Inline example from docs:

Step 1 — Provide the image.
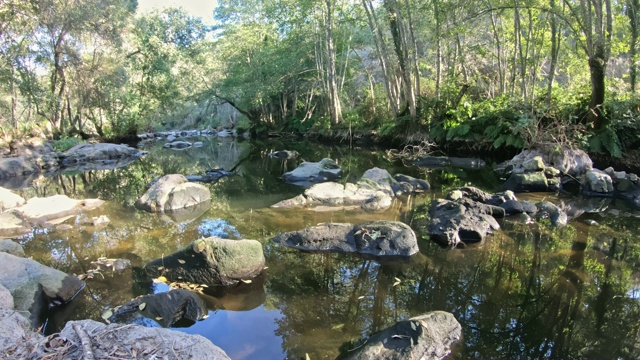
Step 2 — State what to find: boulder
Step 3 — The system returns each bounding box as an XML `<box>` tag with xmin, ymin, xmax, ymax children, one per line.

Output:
<box><xmin>361</xmin><ymin>191</ymin><xmax>393</xmax><ymax>212</ymax></box>
<box><xmin>10</xmin><ymin>195</ymin><xmax>104</xmax><ymax>226</ymax></box>
<box><xmin>0</xmin><ymin>239</ymin><xmax>25</xmax><ymax>257</ymax></box>
<box><xmin>503</xmin><ymin>172</ymin><xmax>550</xmax><ymax>192</ymax></box>
<box><xmin>393</xmin><ymin>173</ymin><xmax>431</xmax><ymax>194</ymax></box>
<box><xmin>0</xmin><ymin>309</ymin><xmax>41</xmax><ymax>355</ymax></box>
<box><xmin>426</xmin><ymin>199</ymin><xmax>500</xmax><ymax>247</ymax></box>
<box><xmin>146</xmin><ymin>237</ymin><xmax>265</xmax><ymax>286</ymax></box>
<box><xmin>135</xmin><ymin>174</ymin><xmax>211</xmax><ymax>213</ymax></box>
<box><xmin>499</xmin><ymin>147</ymin><xmax>592</xmax><ymax>176</ymax></box>
<box><xmin>0</xmin><ymin>187</ymin><xmax>25</xmax><ymax>212</ymax></box>
<box><xmin>25</xmin><ymin>319</ymin><xmax>231</xmax><ymax>360</ymax></box>
<box><xmin>268</xmin><ymin>150</ymin><xmax>299</xmax><ymax>159</ymax></box>
<box><xmin>107</xmin><ymin>289</ymin><xmax>207</xmax><ymax>328</ymax></box>
<box><xmin>282</xmin><ymin>158</ymin><xmax>342</xmax><ymax>187</ymax></box>
<box><xmin>272</xmin><ymin>220</ymin><xmax>419</xmax><ymax>257</ymax></box>
<box><xmin>339</xmin><ymin>311</ymin><xmax>461</xmax><ymax>360</ymax></box>
<box><xmin>0</xmin><ymin>212</ymin><xmax>29</xmax><ymax>237</ymax></box>
<box><xmin>535</xmin><ymin>201</ymin><xmax>568</xmax><ymax>227</ymax></box>
<box><xmin>358</xmin><ymin>167</ymin><xmax>397</xmax><ymax>196</ymax></box>
<box><xmin>0</xmin><ymin>157</ymin><xmax>41</xmax><ymax>179</ymax></box>
<box><xmin>581</xmin><ymin>169</ymin><xmax>614</xmax><ymax>196</ymax></box>
<box><xmin>0</xmin><ymin>252</ymin><xmax>85</xmax><ymax>327</ymax></box>
<box><xmin>163</xmin><ymin>141</ymin><xmax>192</xmax><ymax>150</ymax></box>
<box><xmin>273</xmin><ymin>182</ymin><xmax>393</xmax><ymax>212</ymax></box>
<box><xmin>499</xmin><ymin>200</ymin><xmax>538</xmax><ymax>215</ymax></box>
<box><xmin>61</xmin><ymin>143</ymin><xmax>146</xmax><ymax>165</ymax></box>
<box><xmin>414</xmin><ymin>156</ymin><xmax>486</xmax><ymax>169</ymax></box>
<box><xmin>0</xmin><ymin>284</ymin><xmax>13</xmax><ymax>309</ymax></box>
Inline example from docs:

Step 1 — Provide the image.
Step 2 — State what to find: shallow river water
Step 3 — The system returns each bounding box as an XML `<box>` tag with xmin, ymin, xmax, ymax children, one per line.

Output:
<box><xmin>9</xmin><ymin>137</ymin><xmax>640</xmax><ymax>359</ymax></box>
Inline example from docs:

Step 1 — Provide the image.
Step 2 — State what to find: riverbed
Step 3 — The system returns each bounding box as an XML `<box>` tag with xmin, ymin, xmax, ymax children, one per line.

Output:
<box><xmin>9</xmin><ymin>136</ymin><xmax>640</xmax><ymax>359</ymax></box>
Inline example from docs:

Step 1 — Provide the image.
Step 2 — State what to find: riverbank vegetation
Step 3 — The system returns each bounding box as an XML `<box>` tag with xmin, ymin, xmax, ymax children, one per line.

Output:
<box><xmin>1</xmin><ymin>0</ymin><xmax>639</xmax><ymax>158</ymax></box>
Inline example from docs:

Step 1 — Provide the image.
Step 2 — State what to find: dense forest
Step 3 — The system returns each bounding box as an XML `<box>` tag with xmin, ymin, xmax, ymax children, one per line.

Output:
<box><xmin>1</xmin><ymin>0</ymin><xmax>639</xmax><ymax>157</ymax></box>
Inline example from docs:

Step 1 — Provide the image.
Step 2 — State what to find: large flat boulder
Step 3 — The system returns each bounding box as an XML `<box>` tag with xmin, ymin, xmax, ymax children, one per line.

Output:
<box><xmin>0</xmin><ymin>186</ymin><xmax>25</xmax><ymax>212</ymax></box>
<box><xmin>339</xmin><ymin>311</ymin><xmax>462</xmax><ymax>360</ymax></box>
<box><xmin>135</xmin><ymin>174</ymin><xmax>211</xmax><ymax>213</ymax></box>
<box><xmin>426</xmin><ymin>199</ymin><xmax>500</xmax><ymax>247</ymax></box>
<box><xmin>60</xmin><ymin>143</ymin><xmax>146</xmax><ymax>164</ymax></box>
<box><xmin>10</xmin><ymin>195</ymin><xmax>104</xmax><ymax>226</ymax></box>
<box><xmin>272</xmin><ymin>220</ymin><xmax>418</xmax><ymax>257</ymax></box>
<box><xmin>146</xmin><ymin>237</ymin><xmax>265</xmax><ymax>286</ymax></box>
<box><xmin>282</xmin><ymin>158</ymin><xmax>342</xmax><ymax>187</ymax></box>
<box><xmin>0</xmin><ymin>212</ymin><xmax>29</xmax><ymax>237</ymax></box>
<box><xmin>0</xmin><ymin>252</ymin><xmax>85</xmax><ymax>327</ymax></box>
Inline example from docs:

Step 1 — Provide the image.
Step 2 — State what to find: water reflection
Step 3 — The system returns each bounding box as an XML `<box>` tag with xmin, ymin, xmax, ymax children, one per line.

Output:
<box><xmin>11</xmin><ymin>137</ymin><xmax>640</xmax><ymax>359</ymax></box>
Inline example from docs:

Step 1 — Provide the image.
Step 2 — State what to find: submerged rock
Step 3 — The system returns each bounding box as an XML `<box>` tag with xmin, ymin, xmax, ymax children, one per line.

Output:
<box><xmin>268</xmin><ymin>150</ymin><xmax>299</xmax><ymax>159</ymax></box>
<box><xmin>107</xmin><ymin>289</ymin><xmax>207</xmax><ymax>328</ymax></box>
<box><xmin>282</xmin><ymin>158</ymin><xmax>342</xmax><ymax>187</ymax></box>
<box><xmin>272</xmin><ymin>220</ymin><xmax>418</xmax><ymax>257</ymax></box>
<box><xmin>0</xmin><ymin>252</ymin><xmax>85</xmax><ymax>327</ymax></box>
<box><xmin>60</xmin><ymin>143</ymin><xmax>146</xmax><ymax>165</ymax></box>
<box><xmin>414</xmin><ymin>156</ymin><xmax>486</xmax><ymax>169</ymax></box>
<box><xmin>338</xmin><ymin>311</ymin><xmax>462</xmax><ymax>360</ymax></box>
<box><xmin>146</xmin><ymin>237</ymin><xmax>265</xmax><ymax>286</ymax></box>
<box><xmin>426</xmin><ymin>199</ymin><xmax>500</xmax><ymax>247</ymax></box>
<box><xmin>136</xmin><ymin>174</ymin><xmax>211</xmax><ymax>213</ymax></box>
<box><xmin>163</xmin><ymin>141</ymin><xmax>192</xmax><ymax>150</ymax></box>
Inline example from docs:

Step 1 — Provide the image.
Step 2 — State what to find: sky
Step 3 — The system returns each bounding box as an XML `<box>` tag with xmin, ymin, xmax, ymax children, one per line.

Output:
<box><xmin>137</xmin><ymin>0</ymin><xmax>218</xmax><ymax>25</ymax></box>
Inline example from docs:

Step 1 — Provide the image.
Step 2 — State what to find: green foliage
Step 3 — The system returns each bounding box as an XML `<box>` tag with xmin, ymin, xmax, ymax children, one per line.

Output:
<box><xmin>52</xmin><ymin>137</ymin><xmax>85</xmax><ymax>152</ymax></box>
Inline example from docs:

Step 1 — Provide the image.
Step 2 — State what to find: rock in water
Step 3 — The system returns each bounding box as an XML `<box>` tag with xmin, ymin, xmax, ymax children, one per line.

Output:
<box><xmin>135</xmin><ymin>174</ymin><xmax>211</xmax><ymax>212</ymax></box>
<box><xmin>146</xmin><ymin>237</ymin><xmax>265</xmax><ymax>286</ymax></box>
<box><xmin>338</xmin><ymin>311</ymin><xmax>462</xmax><ymax>360</ymax></box>
<box><xmin>0</xmin><ymin>252</ymin><xmax>85</xmax><ymax>327</ymax></box>
<box><xmin>272</xmin><ymin>220</ymin><xmax>418</xmax><ymax>257</ymax></box>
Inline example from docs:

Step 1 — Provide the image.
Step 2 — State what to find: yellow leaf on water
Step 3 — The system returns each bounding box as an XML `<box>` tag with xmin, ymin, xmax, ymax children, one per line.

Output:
<box><xmin>138</xmin><ymin>303</ymin><xmax>146</xmax><ymax>311</ymax></box>
<box><xmin>200</xmin><ymin>284</ymin><xmax>208</xmax><ymax>288</ymax></box>
<box><xmin>357</xmin><ymin>296</ymin><xmax>365</xmax><ymax>300</ymax></box>
<box><xmin>202</xmin><ymin>314</ymin><xmax>209</xmax><ymax>319</ymax></box>
<box><xmin>178</xmin><ymin>259</ymin><xmax>186</xmax><ymax>264</ymax></box>
<box><xmin>155</xmin><ymin>317</ymin><xmax>163</xmax><ymax>321</ymax></box>
<box><xmin>331</xmin><ymin>323</ymin><xmax>345</xmax><ymax>330</ymax></box>
<box><xmin>101</xmin><ymin>310</ymin><xmax>112</xmax><ymax>320</ymax></box>
<box><xmin>240</xmin><ymin>279</ymin><xmax>252</xmax><ymax>284</ymax></box>
<box><xmin>305</xmin><ymin>353</ymin><xmax>311</xmax><ymax>360</ymax></box>
<box><xmin>153</xmin><ymin>276</ymin><xmax>168</xmax><ymax>283</ymax></box>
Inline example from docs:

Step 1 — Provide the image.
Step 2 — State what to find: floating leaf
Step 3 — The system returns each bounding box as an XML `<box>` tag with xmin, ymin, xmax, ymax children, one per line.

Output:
<box><xmin>178</xmin><ymin>259</ymin><xmax>186</xmax><ymax>264</ymax></box>
<box><xmin>305</xmin><ymin>354</ymin><xmax>311</xmax><ymax>360</ymax></box>
<box><xmin>202</xmin><ymin>314</ymin><xmax>209</xmax><ymax>319</ymax></box>
<box><xmin>153</xmin><ymin>276</ymin><xmax>168</xmax><ymax>283</ymax></box>
<box><xmin>157</xmin><ymin>266</ymin><xmax>165</xmax><ymax>271</ymax></box>
<box><xmin>393</xmin><ymin>277</ymin><xmax>401</xmax><ymax>286</ymax></box>
<box><xmin>178</xmin><ymin>276</ymin><xmax>183</xmax><ymax>279</ymax></box>
<box><xmin>240</xmin><ymin>279</ymin><xmax>252</xmax><ymax>284</ymax></box>
<box><xmin>200</xmin><ymin>284</ymin><xmax>208</xmax><ymax>288</ymax></box>
<box><xmin>155</xmin><ymin>317</ymin><xmax>163</xmax><ymax>321</ymax></box>
<box><xmin>357</xmin><ymin>296</ymin><xmax>365</xmax><ymax>300</ymax></box>
<box><xmin>138</xmin><ymin>303</ymin><xmax>146</xmax><ymax>311</ymax></box>
<box><xmin>101</xmin><ymin>310</ymin><xmax>113</xmax><ymax>320</ymax></box>
<box><xmin>331</xmin><ymin>323</ymin><xmax>345</xmax><ymax>330</ymax></box>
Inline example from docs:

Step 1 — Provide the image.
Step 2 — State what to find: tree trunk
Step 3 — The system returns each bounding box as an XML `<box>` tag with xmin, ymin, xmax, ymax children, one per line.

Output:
<box><xmin>628</xmin><ymin>0</ymin><xmax>639</xmax><ymax>94</ymax></box>
<box><xmin>324</xmin><ymin>0</ymin><xmax>342</xmax><ymax>125</ymax></box>
<box><xmin>588</xmin><ymin>55</ymin><xmax>607</xmax><ymax>129</ymax></box>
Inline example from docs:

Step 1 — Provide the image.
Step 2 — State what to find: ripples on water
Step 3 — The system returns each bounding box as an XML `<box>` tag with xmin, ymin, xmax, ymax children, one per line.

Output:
<box><xmin>9</xmin><ymin>138</ymin><xmax>640</xmax><ymax>359</ymax></box>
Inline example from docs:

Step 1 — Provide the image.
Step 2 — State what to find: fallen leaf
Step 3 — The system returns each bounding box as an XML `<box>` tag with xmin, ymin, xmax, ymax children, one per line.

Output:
<box><xmin>178</xmin><ymin>259</ymin><xmax>186</xmax><ymax>264</ymax></box>
<box><xmin>202</xmin><ymin>314</ymin><xmax>209</xmax><ymax>319</ymax></box>
<box><xmin>138</xmin><ymin>303</ymin><xmax>146</xmax><ymax>311</ymax></box>
<box><xmin>305</xmin><ymin>354</ymin><xmax>311</xmax><ymax>360</ymax></box>
<box><xmin>200</xmin><ymin>284</ymin><xmax>208</xmax><ymax>288</ymax></box>
<box><xmin>153</xmin><ymin>276</ymin><xmax>168</xmax><ymax>283</ymax></box>
<box><xmin>331</xmin><ymin>323</ymin><xmax>345</xmax><ymax>330</ymax></box>
<box><xmin>101</xmin><ymin>310</ymin><xmax>112</xmax><ymax>320</ymax></box>
<box><xmin>240</xmin><ymin>279</ymin><xmax>252</xmax><ymax>284</ymax></box>
<box><xmin>357</xmin><ymin>296</ymin><xmax>365</xmax><ymax>300</ymax></box>
<box><xmin>393</xmin><ymin>277</ymin><xmax>401</xmax><ymax>286</ymax></box>
<box><xmin>155</xmin><ymin>317</ymin><xmax>163</xmax><ymax>321</ymax></box>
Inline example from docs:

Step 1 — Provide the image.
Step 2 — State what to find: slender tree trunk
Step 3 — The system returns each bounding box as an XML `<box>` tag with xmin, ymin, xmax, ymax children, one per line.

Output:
<box><xmin>628</xmin><ymin>0</ymin><xmax>639</xmax><ymax>94</ymax></box>
<box><xmin>434</xmin><ymin>0</ymin><xmax>442</xmax><ymax>101</ymax></box>
<box><xmin>323</xmin><ymin>0</ymin><xmax>342</xmax><ymax>125</ymax></box>
<box><xmin>547</xmin><ymin>0</ymin><xmax>560</xmax><ymax>104</ymax></box>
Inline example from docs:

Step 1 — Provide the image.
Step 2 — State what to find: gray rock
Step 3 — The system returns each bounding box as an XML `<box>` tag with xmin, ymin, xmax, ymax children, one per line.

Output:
<box><xmin>535</xmin><ymin>201</ymin><xmax>568</xmax><ymax>227</ymax></box>
<box><xmin>426</xmin><ymin>199</ymin><xmax>500</xmax><ymax>247</ymax></box>
<box><xmin>582</xmin><ymin>169</ymin><xmax>614</xmax><ymax>195</ymax></box>
<box><xmin>358</xmin><ymin>167</ymin><xmax>396</xmax><ymax>196</ymax></box>
<box><xmin>163</xmin><ymin>141</ymin><xmax>192</xmax><ymax>150</ymax></box>
<box><xmin>339</xmin><ymin>311</ymin><xmax>461</xmax><ymax>360</ymax></box>
<box><xmin>500</xmin><ymin>200</ymin><xmax>538</xmax><ymax>215</ymax></box>
<box><xmin>499</xmin><ymin>147</ymin><xmax>592</xmax><ymax>176</ymax></box>
<box><xmin>52</xmin><ymin>319</ymin><xmax>230</xmax><ymax>359</ymax></box>
<box><xmin>272</xmin><ymin>221</ymin><xmax>419</xmax><ymax>257</ymax></box>
<box><xmin>0</xmin><ymin>252</ymin><xmax>85</xmax><ymax>327</ymax></box>
<box><xmin>107</xmin><ymin>289</ymin><xmax>207</xmax><ymax>327</ymax></box>
<box><xmin>271</xmin><ymin>194</ymin><xmax>308</xmax><ymax>208</ymax></box>
<box><xmin>11</xmin><ymin>195</ymin><xmax>104</xmax><ymax>226</ymax></box>
<box><xmin>447</xmin><ymin>186</ymin><xmax>492</xmax><ymax>203</ymax></box>
<box><xmin>0</xmin><ymin>187</ymin><xmax>25</xmax><ymax>212</ymax></box>
<box><xmin>283</xmin><ymin>158</ymin><xmax>342</xmax><ymax>187</ymax></box>
<box><xmin>0</xmin><ymin>284</ymin><xmax>13</xmax><ymax>309</ymax></box>
<box><xmin>393</xmin><ymin>173</ymin><xmax>431</xmax><ymax>193</ymax></box>
<box><xmin>0</xmin><ymin>212</ymin><xmax>28</xmax><ymax>237</ymax></box>
<box><xmin>136</xmin><ymin>174</ymin><xmax>211</xmax><ymax>212</ymax></box>
<box><xmin>522</xmin><ymin>156</ymin><xmax>545</xmax><ymax>172</ymax></box>
<box><xmin>503</xmin><ymin>171</ymin><xmax>549</xmax><ymax>192</ymax></box>
<box><xmin>268</xmin><ymin>150</ymin><xmax>299</xmax><ymax>159</ymax></box>
<box><xmin>414</xmin><ymin>156</ymin><xmax>486</xmax><ymax>169</ymax></box>
<box><xmin>0</xmin><ymin>240</ymin><xmax>25</xmax><ymax>257</ymax></box>
<box><xmin>146</xmin><ymin>237</ymin><xmax>265</xmax><ymax>286</ymax></box>
<box><xmin>193</xmin><ymin>141</ymin><xmax>204</xmax><ymax>147</ymax></box>
<box><xmin>167</xmin><ymin>134</ymin><xmax>177</xmax><ymax>142</ymax></box>
<box><xmin>0</xmin><ymin>309</ymin><xmax>41</xmax><ymax>355</ymax></box>
<box><xmin>61</xmin><ymin>143</ymin><xmax>145</xmax><ymax>165</ymax></box>
<box><xmin>0</xmin><ymin>157</ymin><xmax>41</xmax><ymax>179</ymax></box>
<box><xmin>361</xmin><ymin>191</ymin><xmax>393</xmax><ymax>212</ymax></box>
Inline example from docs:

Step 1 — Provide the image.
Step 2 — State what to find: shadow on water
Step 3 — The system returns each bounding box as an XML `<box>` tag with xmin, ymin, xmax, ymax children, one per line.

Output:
<box><xmin>12</xmin><ymin>137</ymin><xmax>640</xmax><ymax>359</ymax></box>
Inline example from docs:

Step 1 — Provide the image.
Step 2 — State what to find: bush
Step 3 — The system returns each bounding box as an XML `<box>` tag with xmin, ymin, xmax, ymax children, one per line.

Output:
<box><xmin>52</xmin><ymin>137</ymin><xmax>86</xmax><ymax>152</ymax></box>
